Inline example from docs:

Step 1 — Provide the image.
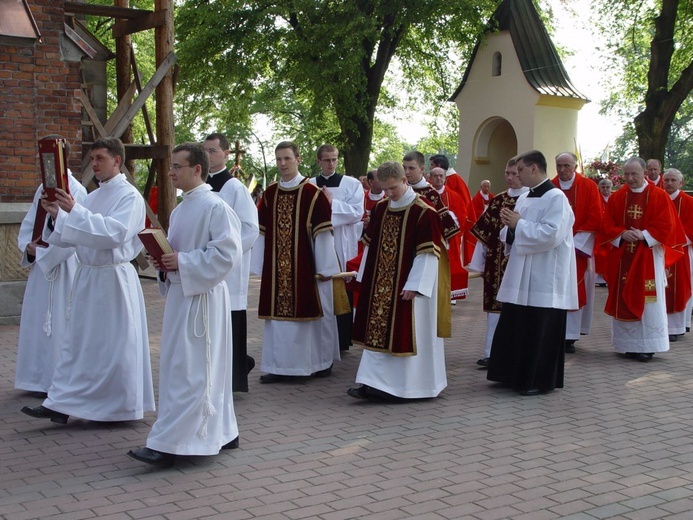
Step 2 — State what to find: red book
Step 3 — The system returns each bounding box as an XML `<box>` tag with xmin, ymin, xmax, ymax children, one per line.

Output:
<box><xmin>31</xmin><ymin>202</ymin><xmax>48</xmax><ymax>248</ymax></box>
<box><xmin>138</xmin><ymin>228</ymin><xmax>174</xmax><ymax>271</ymax></box>
<box><xmin>38</xmin><ymin>138</ymin><xmax>70</xmax><ymax>202</ymax></box>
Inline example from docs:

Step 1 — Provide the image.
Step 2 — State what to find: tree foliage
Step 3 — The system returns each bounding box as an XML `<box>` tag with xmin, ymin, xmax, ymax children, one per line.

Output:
<box><xmin>595</xmin><ymin>0</ymin><xmax>693</xmax><ymax>166</ymax></box>
<box><xmin>175</xmin><ymin>0</ymin><xmax>496</xmax><ymax>177</ymax></box>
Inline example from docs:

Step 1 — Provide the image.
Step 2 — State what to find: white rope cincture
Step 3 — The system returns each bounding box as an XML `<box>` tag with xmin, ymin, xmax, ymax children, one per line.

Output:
<box><xmin>193</xmin><ymin>292</ymin><xmax>215</xmax><ymax>439</ymax></box>
<box><xmin>65</xmin><ymin>264</ymin><xmax>82</xmax><ymax>322</ymax></box>
<box><xmin>43</xmin><ymin>266</ymin><xmax>59</xmax><ymax>337</ymax></box>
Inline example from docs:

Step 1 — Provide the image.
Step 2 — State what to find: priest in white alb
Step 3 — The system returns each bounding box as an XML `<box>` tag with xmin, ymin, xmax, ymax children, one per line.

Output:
<box><xmin>21</xmin><ymin>137</ymin><xmax>154</xmax><ymax>424</ymax></box>
<box><xmin>128</xmin><ymin>143</ymin><xmax>243</xmax><ymax>467</ymax></box>
<box><xmin>15</xmin><ymin>135</ymin><xmax>87</xmax><ymax>395</ymax></box>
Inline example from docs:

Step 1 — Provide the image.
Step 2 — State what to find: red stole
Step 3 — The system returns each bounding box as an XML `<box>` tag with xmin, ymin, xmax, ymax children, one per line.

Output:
<box><xmin>599</xmin><ymin>184</ymin><xmax>684</xmax><ymax>320</ymax></box>
<box><xmin>257</xmin><ymin>179</ymin><xmax>333</xmax><ymax>320</ymax></box>
<box><xmin>666</xmin><ymin>193</ymin><xmax>693</xmax><ymax>313</ymax></box>
<box><xmin>552</xmin><ymin>174</ymin><xmax>603</xmax><ymax>308</ymax></box>
<box><xmin>352</xmin><ymin>195</ymin><xmax>443</xmax><ymax>355</ymax></box>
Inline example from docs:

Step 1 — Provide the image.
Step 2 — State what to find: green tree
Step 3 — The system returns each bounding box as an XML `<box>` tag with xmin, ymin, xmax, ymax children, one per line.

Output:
<box><xmin>596</xmin><ymin>0</ymin><xmax>693</xmax><ymax>164</ymax></box>
<box><xmin>175</xmin><ymin>0</ymin><xmax>496</xmax><ymax>178</ymax></box>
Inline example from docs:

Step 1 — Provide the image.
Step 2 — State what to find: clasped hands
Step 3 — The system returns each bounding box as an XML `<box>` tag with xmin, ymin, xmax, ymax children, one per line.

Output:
<box><xmin>621</xmin><ymin>227</ymin><xmax>645</xmax><ymax>243</ymax></box>
<box><xmin>500</xmin><ymin>207</ymin><xmax>520</xmax><ymax>229</ymax></box>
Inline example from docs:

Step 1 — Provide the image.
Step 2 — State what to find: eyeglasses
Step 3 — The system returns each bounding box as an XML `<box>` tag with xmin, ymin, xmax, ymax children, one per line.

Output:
<box><xmin>169</xmin><ymin>163</ymin><xmax>192</xmax><ymax>171</ymax></box>
<box><xmin>517</xmin><ymin>163</ymin><xmax>533</xmax><ymax>172</ymax></box>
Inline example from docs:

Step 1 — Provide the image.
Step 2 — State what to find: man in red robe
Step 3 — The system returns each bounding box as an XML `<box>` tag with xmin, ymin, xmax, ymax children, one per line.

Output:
<box><xmin>662</xmin><ymin>168</ymin><xmax>693</xmax><ymax>341</ymax></box>
<box><xmin>430</xmin><ymin>167</ymin><xmax>469</xmax><ymax>300</ymax></box>
<box><xmin>598</xmin><ymin>157</ymin><xmax>685</xmax><ymax>361</ymax></box>
<box><xmin>552</xmin><ymin>152</ymin><xmax>603</xmax><ymax>353</ymax></box>
<box><xmin>594</xmin><ymin>178</ymin><xmax>613</xmax><ymax>285</ymax></box>
<box><xmin>430</xmin><ymin>154</ymin><xmax>478</xmax><ymax>264</ymax></box>
<box><xmin>645</xmin><ymin>158</ymin><xmax>664</xmax><ymax>188</ymax></box>
<box><xmin>472</xmin><ymin>180</ymin><xmax>494</xmax><ymax>217</ymax></box>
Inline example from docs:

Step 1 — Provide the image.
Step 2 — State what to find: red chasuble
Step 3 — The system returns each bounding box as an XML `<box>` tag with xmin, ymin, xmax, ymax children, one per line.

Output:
<box><xmin>440</xmin><ymin>187</ymin><xmax>469</xmax><ymax>300</ymax></box>
<box><xmin>598</xmin><ymin>183</ymin><xmax>685</xmax><ymax>321</ymax></box>
<box><xmin>472</xmin><ymin>190</ymin><xmax>494</xmax><ymax>218</ymax></box>
<box><xmin>471</xmin><ymin>191</ymin><xmax>521</xmax><ymax>312</ymax></box>
<box><xmin>594</xmin><ymin>196</ymin><xmax>611</xmax><ymax>276</ymax></box>
<box><xmin>551</xmin><ymin>173</ymin><xmax>603</xmax><ymax>307</ymax></box>
<box><xmin>257</xmin><ymin>179</ymin><xmax>333</xmax><ymax>320</ymax></box>
<box><xmin>666</xmin><ymin>192</ymin><xmax>693</xmax><ymax>313</ymax></box>
<box><xmin>352</xmin><ymin>194</ymin><xmax>443</xmax><ymax>356</ymax></box>
<box><xmin>445</xmin><ymin>173</ymin><xmax>478</xmax><ymax>263</ymax></box>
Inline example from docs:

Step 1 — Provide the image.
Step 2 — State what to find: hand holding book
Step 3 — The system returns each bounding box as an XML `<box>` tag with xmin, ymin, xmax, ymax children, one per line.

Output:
<box><xmin>138</xmin><ymin>228</ymin><xmax>176</xmax><ymax>272</ymax></box>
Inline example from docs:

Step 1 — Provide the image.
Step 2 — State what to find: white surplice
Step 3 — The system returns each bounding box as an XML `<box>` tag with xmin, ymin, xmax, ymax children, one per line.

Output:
<box><xmin>43</xmin><ymin>173</ymin><xmax>155</xmax><ymax>421</ymax></box>
<box><xmin>354</xmin><ymin>188</ymin><xmax>447</xmax><ymax>399</ymax></box>
<box><xmin>216</xmin><ymin>177</ymin><xmax>259</xmax><ymax>310</ymax></box>
<box><xmin>498</xmin><ymin>184</ymin><xmax>578</xmax><ymax>310</ymax></box>
<box><xmin>147</xmin><ymin>184</ymin><xmax>242</xmax><ymax>455</ymax></box>
<box><xmin>15</xmin><ymin>175</ymin><xmax>87</xmax><ymax>392</ymax></box>
<box><xmin>309</xmin><ymin>174</ymin><xmax>364</xmax><ymax>269</ymax></box>
<box><xmin>250</xmin><ymin>175</ymin><xmax>341</xmax><ymax>376</ymax></box>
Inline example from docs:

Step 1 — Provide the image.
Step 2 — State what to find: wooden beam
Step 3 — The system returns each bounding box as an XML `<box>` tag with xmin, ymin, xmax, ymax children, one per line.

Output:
<box><xmin>110</xmin><ymin>51</ymin><xmax>177</xmax><ymax>140</ymax></box>
<box><xmin>63</xmin><ymin>2</ymin><xmax>152</xmax><ymax>19</ymax></box>
<box><xmin>77</xmin><ymin>90</ymin><xmax>107</xmax><ymax>137</ymax></box>
<box><xmin>123</xmin><ymin>144</ymin><xmax>169</xmax><ymax>160</ymax></box>
<box><xmin>113</xmin><ymin>10</ymin><xmax>167</xmax><ymax>37</ymax></box>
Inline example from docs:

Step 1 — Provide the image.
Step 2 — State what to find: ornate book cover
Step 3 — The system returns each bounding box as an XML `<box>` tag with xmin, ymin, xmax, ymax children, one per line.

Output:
<box><xmin>38</xmin><ymin>138</ymin><xmax>70</xmax><ymax>202</ymax></box>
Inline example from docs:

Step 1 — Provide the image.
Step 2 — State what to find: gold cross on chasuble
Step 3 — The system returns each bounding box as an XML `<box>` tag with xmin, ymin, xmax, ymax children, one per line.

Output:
<box><xmin>627</xmin><ymin>204</ymin><xmax>644</xmax><ymax>220</ymax></box>
<box><xmin>645</xmin><ymin>279</ymin><xmax>655</xmax><ymax>291</ymax></box>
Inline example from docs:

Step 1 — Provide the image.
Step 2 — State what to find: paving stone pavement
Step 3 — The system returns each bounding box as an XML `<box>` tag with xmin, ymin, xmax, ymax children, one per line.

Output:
<box><xmin>2</xmin><ymin>276</ymin><xmax>693</xmax><ymax>520</ymax></box>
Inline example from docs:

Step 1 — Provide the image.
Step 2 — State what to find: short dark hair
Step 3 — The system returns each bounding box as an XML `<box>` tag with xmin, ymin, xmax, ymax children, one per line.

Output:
<box><xmin>518</xmin><ymin>150</ymin><xmax>547</xmax><ymax>174</ymax></box>
<box><xmin>317</xmin><ymin>144</ymin><xmax>338</xmax><ymax>159</ymax></box>
<box><xmin>204</xmin><ymin>133</ymin><xmax>230</xmax><ymax>151</ymax></box>
<box><xmin>41</xmin><ymin>134</ymin><xmax>71</xmax><ymax>157</ymax></box>
<box><xmin>366</xmin><ymin>169</ymin><xmax>378</xmax><ymax>181</ymax></box>
<box><xmin>429</xmin><ymin>154</ymin><xmax>449</xmax><ymax>170</ymax></box>
<box><xmin>173</xmin><ymin>142</ymin><xmax>209</xmax><ymax>181</ymax></box>
<box><xmin>275</xmin><ymin>140</ymin><xmax>300</xmax><ymax>158</ymax></box>
<box><xmin>91</xmin><ymin>137</ymin><xmax>125</xmax><ymax>163</ymax></box>
<box><xmin>403</xmin><ymin>150</ymin><xmax>424</xmax><ymax>167</ymax></box>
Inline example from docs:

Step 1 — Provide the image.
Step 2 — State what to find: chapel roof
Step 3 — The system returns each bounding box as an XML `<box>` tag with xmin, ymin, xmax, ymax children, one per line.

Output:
<box><xmin>449</xmin><ymin>0</ymin><xmax>588</xmax><ymax>102</ymax></box>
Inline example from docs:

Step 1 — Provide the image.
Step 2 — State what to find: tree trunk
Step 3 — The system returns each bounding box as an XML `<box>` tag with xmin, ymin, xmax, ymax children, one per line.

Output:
<box><xmin>634</xmin><ymin>0</ymin><xmax>693</xmax><ymax>164</ymax></box>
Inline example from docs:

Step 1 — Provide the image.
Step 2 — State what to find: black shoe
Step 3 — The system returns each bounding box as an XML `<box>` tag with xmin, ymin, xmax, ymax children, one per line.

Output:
<box><xmin>259</xmin><ymin>373</ymin><xmax>287</xmax><ymax>384</ymax></box>
<box><xmin>669</xmin><ymin>335</ymin><xmax>679</xmax><ymax>342</ymax></box>
<box><xmin>246</xmin><ymin>356</ymin><xmax>256</xmax><ymax>375</ymax></box>
<box><xmin>127</xmin><ymin>447</ymin><xmax>175</xmax><ymax>467</ymax></box>
<box><xmin>636</xmin><ymin>353</ymin><xmax>654</xmax><ymax>362</ymax></box>
<box><xmin>311</xmin><ymin>364</ymin><xmax>333</xmax><ymax>378</ymax></box>
<box><xmin>565</xmin><ymin>340</ymin><xmax>576</xmax><ymax>353</ymax></box>
<box><xmin>476</xmin><ymin>357</ymin><xmax>490</xmax><ymax>367</ymax></box>
<box><xmin>624</xmin><ymin>352</ymin><xmax>636</xmax><ymax>359</ymax></box>
<box><xmin>347</xmin><ymin>385</ymin><xmax>367</xmax><ymax>399</ymax></box>
<box><xmin>20</xmin><ymin>405</ymin><xmax>69</xmax><ymax>424</ymax></box>
<box><xmin>29</xmin><ymin>391</ymin><xmax>48</xmax><ymax>399</ymax></box>
<box><xmin>221</xmin><ymin>436</ymin><xmax>239</xmax><ymax>450</ymax></box>
<box><xmin>519</xmin><ymin>388</ymin><xmax>543</xmax><ymax>396</ymax></box>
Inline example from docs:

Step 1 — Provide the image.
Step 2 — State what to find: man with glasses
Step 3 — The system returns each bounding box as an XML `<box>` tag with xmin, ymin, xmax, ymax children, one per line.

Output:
<box><xmin>487</xmin><ymin>150</ymin><xmax>577</xmax><ymax>396</ymax></box>
<box><xmin>128</xmin><ymin>142</ymin><xmax>243</xmax><ymax>467</ymax></box>
<box><xmin>599</xmin><ymin>158</ymin><xmax>685</xmax><ymax>361</ymax></box>
<box><xmin>203</xmin><ymin>133</ymin><xmax>233</xmax><ymax>192</ymax></box>
<box><xmin>310</xmin><ymin>144</ymin><xmax>364</xmax><ymax>351</ymax></box>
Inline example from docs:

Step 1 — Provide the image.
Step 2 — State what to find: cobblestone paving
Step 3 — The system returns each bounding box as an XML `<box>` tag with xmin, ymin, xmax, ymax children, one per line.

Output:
<box><xmin>2</xmin><ymin>277</ymin><xmax>693</xmax><ymax>519</ymax></box>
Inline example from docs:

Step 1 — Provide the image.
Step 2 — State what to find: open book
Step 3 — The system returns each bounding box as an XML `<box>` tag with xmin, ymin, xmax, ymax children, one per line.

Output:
<box><xmin>138</xmin><ymin>228</ymin><xmax>174</xmax><ymax>271</ymax></box>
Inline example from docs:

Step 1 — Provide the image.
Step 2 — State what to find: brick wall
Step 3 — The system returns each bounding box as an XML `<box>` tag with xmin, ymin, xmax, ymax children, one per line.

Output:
<box><xmin>0</xmin><ymin>0</ymin><xmax>82</xmax><ymax>202</ymax></box>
